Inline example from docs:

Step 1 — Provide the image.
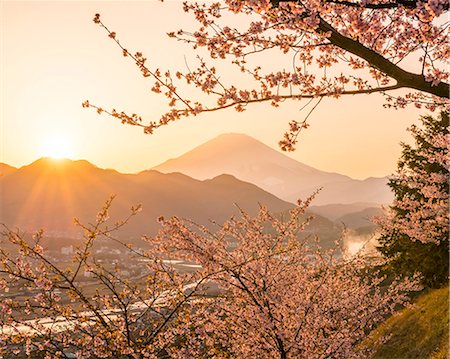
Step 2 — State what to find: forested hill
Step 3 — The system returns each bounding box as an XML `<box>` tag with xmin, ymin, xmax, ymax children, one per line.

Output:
<box><xmin>0</xmin><ymin>158</ymin><xmax>296</xmax><ymax>237</ymax></box>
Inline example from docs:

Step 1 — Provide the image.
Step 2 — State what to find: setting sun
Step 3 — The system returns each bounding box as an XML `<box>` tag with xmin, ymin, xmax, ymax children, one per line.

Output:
<box><xmin>41</xmin><ymin>137</ymin><xmax>73</xmax><ymax>159</ymax></box>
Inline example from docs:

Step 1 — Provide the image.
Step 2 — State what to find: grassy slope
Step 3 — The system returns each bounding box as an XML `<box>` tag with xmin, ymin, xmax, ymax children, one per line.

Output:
<box><xmin>364</xmin><ymin>286</ymin><xmax>449</xmax><ymax>359</ymax></box>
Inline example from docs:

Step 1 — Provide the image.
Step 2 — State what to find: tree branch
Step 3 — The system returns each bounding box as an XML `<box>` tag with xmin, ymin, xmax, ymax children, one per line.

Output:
<box><xmin>317</xmin><ymin>18</ymin><xmax>449</xmax><ymax>98</ymax></box>
<box><xmin>324</xmin><ymin>0</ymin><xmax>447</xmax><ymax>9</ymax></box>
<box><xmin>275</xmin><ymin>0</ymin><xmax>449</xmax><ymax>10</ymax></box>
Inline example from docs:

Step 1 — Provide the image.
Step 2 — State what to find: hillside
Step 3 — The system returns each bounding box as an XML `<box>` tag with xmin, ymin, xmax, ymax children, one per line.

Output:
<box><xmin>336</xmin><ymin>207</ymin><xmax>384</xmax><ymax>229</ymax></box>
<box><xmin>0</xmin><ymin>163</ymin><xmax>17</xmax><ymax>177</ymax></box>
<box><xmin>363</xmin><ymin>287</ymin><xmax>449</xmax><ymax>358</ymax></box>
<box><xmin>153</xmin><ymin>133</ymin><xmax>393</xmax><ymax>205</ymax></box>
<box><xmin>0</xmin><ymin>158</ymin><xmax>297</xmax><ymax>238</ymax></box>
<box><xmin>310</xmin><ymin>202</ymin><xmax>382</xmax><ymax>221</ymax></box>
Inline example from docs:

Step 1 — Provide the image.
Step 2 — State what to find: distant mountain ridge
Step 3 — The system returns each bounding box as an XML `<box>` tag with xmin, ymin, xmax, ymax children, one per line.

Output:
<box><xmin>0</xmin><ymin>158</ymin><xmax>297</xmax><ymax>237</ymax></box>
<box><xmin>310</xmin><ymin>202</ymin><xmax>381</xmax><ymax>221</ymax></box>
<box><xmin>153</xmin><ymin>133</ymin><xmax>393</xmax><ymax>205</ymax></box>
<box><xmin>0</xmin><ymin>163</ymin><xmax>17</xmax><ymax>177</ymax></box>
<box><xmin>336</xmin><ymin>207</ymin><xmax>384</xmax><ymax>229</ymax></box>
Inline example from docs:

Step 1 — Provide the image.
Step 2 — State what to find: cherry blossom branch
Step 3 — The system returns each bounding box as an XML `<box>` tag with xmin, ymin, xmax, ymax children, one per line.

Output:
<box><xmin>322</xmin><ymin>0</ymin><xmax>449</xmax><ymax>10</ymax></box>
<box><xmin>93</xmin><ymin>14</ymin><xmax>195</xmax><ymax>112</ymax></box>
<box><xmin>316</xmin><ymin>17</ymin><xmax>449</xmax><ymax>98</ymax></box>
<box><xmin>84</xmin><ymin>2</ymin><xmax>449</xmax><ymax>150</ymax></box>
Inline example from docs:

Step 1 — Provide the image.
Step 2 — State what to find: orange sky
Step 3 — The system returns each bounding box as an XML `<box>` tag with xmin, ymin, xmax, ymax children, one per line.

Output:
<box><xmin>1</xmin><ymin>1</ymin><xmax>425</xmax><ymax>179</ymax></box>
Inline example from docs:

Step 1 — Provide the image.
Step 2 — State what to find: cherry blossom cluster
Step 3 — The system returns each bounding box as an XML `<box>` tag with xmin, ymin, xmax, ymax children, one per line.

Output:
<box><xmin>85</xmin><ymin>1</ymin><xmax>448</xmax><ymax>150</ymax></box>
<box><xmin>0</xmin><ymin>199</ymin><xmax>210</xmax><ymax>358</ymax></box>
<box><xmin>0</xmin><ymin>196</ymin><xmax>419</xmax><ymax>357</ymax></box>
<box><xmin>154</xmin><ymin>198</ymin><xmax>419</xmax><ymax>358</ymax></box>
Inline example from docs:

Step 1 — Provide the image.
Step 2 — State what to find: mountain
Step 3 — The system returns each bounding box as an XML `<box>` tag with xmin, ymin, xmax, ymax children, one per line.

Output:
<box><xmin>310</xmin><ymin>202</ymin><xmax>382</xmax><ymax>221</ymax></box>
<box><xmin>0</xmin><ymin>163</ymin><xmax>17</xmax><ymax>177</ymax></box>
<box><xmin>296</xmin><ymin>177</ymin><xmax>392</xmax><ymax>205</ymax></box>
<box><xmin>335</xmin><ymin>207</ymin><xmax>384</xmax><ymax>229</ymax></box>
<box><xmin>0</xmin><ymin>158</ymin><xmax>296</xmax><ymax>238</ymax></box>
<box><xmin>153</xmin><ymin>133</ymin><xmax>393</xmax><ymax>205</ymax></box>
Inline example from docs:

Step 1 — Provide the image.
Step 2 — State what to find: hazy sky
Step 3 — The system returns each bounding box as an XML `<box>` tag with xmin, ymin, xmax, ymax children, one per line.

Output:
<box><xmin>2</xmin><ymin>1</ymin><xmax>426</xmax><ymax>179</ymax></box>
